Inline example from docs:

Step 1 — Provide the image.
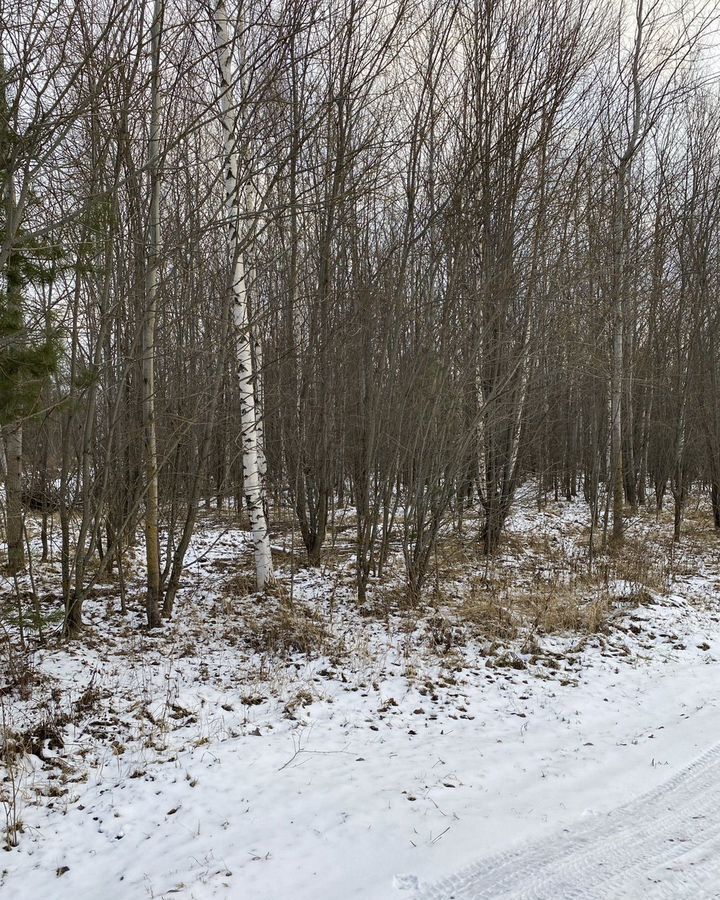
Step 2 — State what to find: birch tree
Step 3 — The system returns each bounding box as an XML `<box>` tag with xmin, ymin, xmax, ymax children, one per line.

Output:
<box><xmin>143</xmin><ymin>0</ymin><xmax>164</xmax><ymax>627</ymax></box>
<box><xmin>213</xmin><ymin>0</ymin><xmax>273</xmax><ymax>589</ymax></box>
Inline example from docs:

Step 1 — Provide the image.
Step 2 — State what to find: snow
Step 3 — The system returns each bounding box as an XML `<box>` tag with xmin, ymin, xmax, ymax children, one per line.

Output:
<box><xmin>2</xmin><ymin>498</ymin><xmax>720</xmax><ymax>898</ymax></box>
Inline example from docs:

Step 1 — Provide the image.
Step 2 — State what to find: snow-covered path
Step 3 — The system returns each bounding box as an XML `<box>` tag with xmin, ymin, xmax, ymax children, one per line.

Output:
<box><xmin>417</xmin><ymin>742</ymin><xmax>720</xmax><ymax>900</ymax></box>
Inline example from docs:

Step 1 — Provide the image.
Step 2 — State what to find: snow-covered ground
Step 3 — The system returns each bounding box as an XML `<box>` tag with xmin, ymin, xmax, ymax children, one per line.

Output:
<box><xmin>418</xmin><ymin>739</ymin><xmax>720</xmax><ymax>899</ymax></box>
<box><xmin>1</xmin><ymin>496</ymin><xmax>720</xmax><ymax>898</ymax></box>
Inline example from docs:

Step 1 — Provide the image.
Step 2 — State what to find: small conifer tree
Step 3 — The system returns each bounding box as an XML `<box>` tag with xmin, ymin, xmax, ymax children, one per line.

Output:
<box><xmin>1</xmin><ymin>63</ymin><xmax>61</xmax><ymax>570</ymax></box>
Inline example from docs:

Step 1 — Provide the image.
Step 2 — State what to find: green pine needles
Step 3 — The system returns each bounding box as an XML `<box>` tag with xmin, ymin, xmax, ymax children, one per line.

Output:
<box><xmin>0</xmin><ymin>237</ymin><xmax>61</xmax><ymax>426</ymax></box>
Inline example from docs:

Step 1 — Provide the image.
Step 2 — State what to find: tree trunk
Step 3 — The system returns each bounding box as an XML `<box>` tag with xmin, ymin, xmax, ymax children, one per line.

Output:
<box><xmin>3</xmin><ymin>423</ymin><xmax>24</xmax><ymax>573</ymax></box>
<box><xmin>142</xmin><ymin>0</ymin><xmax>164</xmax><ymax>628</ymax></box>
<box><xmin>711</xmin><ymin>482</ymin><xmax>720</xmax><ymax>529</ymax></box>
<box><xmin>610</xmin><ymin>299</ymin><xmax>624</xmax><ymax>542</ymax></box>
<box><xmin>214</xmin><ymin>0</ymin><xmax>273</xmax><ymax>590</ymax></box>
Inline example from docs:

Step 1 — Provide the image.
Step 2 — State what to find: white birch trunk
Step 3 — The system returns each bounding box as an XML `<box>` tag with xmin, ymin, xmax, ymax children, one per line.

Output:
<box><xmin>507</xmin><ymin>309</ymin><xmax>533</xmax><ymax>489</ymax></box>
<box><xmin>214</xmin><ymin>0</ymin><xmax>274</xmax><ymax>589</ymax></box>
<box><xmin>143</xmin><ymin>0</ymin><xmax>163</xmax><ymax>626</ymax></box>
<box><xmin>246</xmin><ymin>176</ymin><xmax>268</xmax><ymax>490</ymax></box>
<box><xmin>475</xmin><ymin>365</ymin><xmax>487</xmax><ymax>496</ymax></box>
<box><xmin>253</xmin><ymin>329</ymin><xmax>268</xmax><ymax>487</ymax></box>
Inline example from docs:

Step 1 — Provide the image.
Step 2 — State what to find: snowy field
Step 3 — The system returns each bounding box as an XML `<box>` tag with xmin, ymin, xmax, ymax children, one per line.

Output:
<box><xmin>2</xmin><ymin>495</ymin><xmax>720</xmax><ymax>899</ymax></box>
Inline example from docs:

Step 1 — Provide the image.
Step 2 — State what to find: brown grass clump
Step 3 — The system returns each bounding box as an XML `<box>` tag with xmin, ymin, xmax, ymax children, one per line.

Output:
<box><xmin>458</xmin><ymin>589</ymin><xmax>518</xmax><ymax>641</ymax></box>
<box><xmin>424</xmin><ymin>613</ymin><xmax>466</xmax><ymax>652</ymax></box>
<box><xmin>605</xmin><ymin>534</ymin><xmax>665</xmax><ymax>593</ymax></box>
<box><xmin>433</xmin><ymin>533</ymin><xmax>477</xmax><ymax>579</ymax></box>
<box><xmin>427</xmin><ymin>540</ymin><xmax>630</xmax><ymax>648</ymax></box>
<box><xmin>523</xmin><ymin>583</ymin><xmax>613</xmax><ymax>635</ymax></box>
<box><xmin>0</xmin><ymin>637</ymin><xmax>35</xmax><ymax>701</ymax></box>
<box><xmin>456</xmin><ymin>582</ymin><xmax>611</xmax><ymax>642</ymax></box>
<box><xmin>358</xmin><ymin>583</ymin><xmax>426</xmax><ymax>620</ymax></box>
<box><xmin>223</xmin><ymin>570</ymin><xmax>294</xmax><ymax>604</ymax></box>
<box><xmin>584</xmin><ymin>597</ymin><xmax>611</xmax><ymax>633</ymax></box>
<box><xmin>246</xmin><ymin>601</ymin><xmax>331</xmax><ymax>657</ymax></box>
<box><xmin>224</xmin><ymin>571</ymin><xmax>262</xmax><ymax>598</ymax></box>
<box><xmin>426</xmin><ymin>507</ymin><xmax>673</xmax><ymax>648</ymax></box>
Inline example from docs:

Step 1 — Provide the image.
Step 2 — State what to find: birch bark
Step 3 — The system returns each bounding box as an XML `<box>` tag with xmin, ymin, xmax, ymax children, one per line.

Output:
<box><xmin>143</xmin><ymin>0</ymin><xmax>163</xmax><ymax>626</ymax></box>
<box><xmin>213</xmin><ymin>0</ymin><xmax>273</xmax><ymax>589</ymax></box>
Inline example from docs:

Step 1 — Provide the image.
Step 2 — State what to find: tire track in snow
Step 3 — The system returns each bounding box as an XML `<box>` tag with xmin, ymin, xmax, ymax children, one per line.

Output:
<box><xmin>414</xmin><ymin>742</ymin><xmax>720</xmax><ymax>899</ymax></box>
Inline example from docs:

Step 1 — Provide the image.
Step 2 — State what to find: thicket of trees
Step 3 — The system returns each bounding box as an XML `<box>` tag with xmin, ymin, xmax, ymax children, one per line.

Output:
<box><xmin>2</xmin><ymin>0</ymin><xmax>720</xmax><ymax>634</ymax></box>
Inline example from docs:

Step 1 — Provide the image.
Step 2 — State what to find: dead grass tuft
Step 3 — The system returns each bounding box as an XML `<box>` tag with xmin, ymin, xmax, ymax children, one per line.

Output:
<box><xmin>0</xmin><ymin>638</ymin><xmax>35</xmax><ymax>701</ymax></box>
<box><xmin>605</xmin><ymin>534</ymin><xmax>665</xmax><ymax>592</ymax></box>
<box><xmin>458</xmin><ymin>589</ymin><xmax>518</xmax><ymax>641</ymax></box>
<box><xmin>222</xmin><ymin>571</ymin><xmax>258</xmax><ymax>598</ymax></box>
<box><xmin>360</xmin><ymin>584</ymin><xmax>421</xmax><ymax>619</ymax></box>
<box><xmin>424</xmin><ymin>613</ymin><xmax>466</xmax><ymax>651</ymax></box>
<box><xmin>246</xmin><ymin>601</ymin><xmax>331</xmax><ymax>657</ymax></box>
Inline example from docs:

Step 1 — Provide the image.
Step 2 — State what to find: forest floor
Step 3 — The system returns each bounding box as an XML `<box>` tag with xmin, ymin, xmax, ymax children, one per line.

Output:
<box><xmin>1</xmin><ymin>489</ymin><xmax>720</xmax><ymax>899</ymax></box>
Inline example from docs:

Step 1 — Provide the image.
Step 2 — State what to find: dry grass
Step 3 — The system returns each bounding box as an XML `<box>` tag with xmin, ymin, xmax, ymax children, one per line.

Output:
<box><xmin>0</xmin><ymin>635</ymin><xmax>35</xmax><ymax>700</ymax></box>
<box><xmin>222</xmin><ymin>569</ymin><xmax>294</xmax><ymax>603</ymax></box>
<box><xmin>424</xmin><ymin>510</ymin><xmax>674</xmax><ymax>651</ymax></box>
<box><xmin>223</xmin><ymin>571</ymin><xmax>260</xmax><ymax>598</ymax></box>
<box><xmin>603</xmin><ymin>533</ymin><xmax>665</xmax><ymax>593</ymax></box>
<box><xmin>454</xmin><ymin>580</ymin><xmax>612</xmax><ymax>644</ymax></box>
<box><xmin>457</xmin><ymin>589</ymin><xmax>518</xmax><ymax>640</ymax></box>
<box><xmin>245</xmin><ymin>600</ymin><xmax>332</xmax><ymax>657</ymax></box>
